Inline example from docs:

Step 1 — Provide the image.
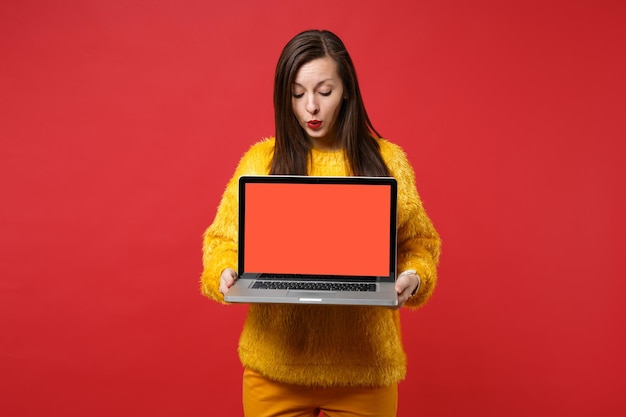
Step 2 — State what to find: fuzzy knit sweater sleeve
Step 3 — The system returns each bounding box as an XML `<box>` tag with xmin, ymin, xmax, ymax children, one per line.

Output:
<box><xmin>378</xmin><ymin>139</ymin><xmax>441</xmax><ymax>309</ymax></box>
<box><xmin>200</xmin><ymin>139</ymin><xmax>274</xmax><ymax>303</ymax></box>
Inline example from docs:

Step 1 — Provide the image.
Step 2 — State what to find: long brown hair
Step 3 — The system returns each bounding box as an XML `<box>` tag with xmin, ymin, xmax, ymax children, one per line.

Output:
<box><xmin>270</xmin><ymin>29</ymin><xmax>390</xmax><ymax>177</ymax></box>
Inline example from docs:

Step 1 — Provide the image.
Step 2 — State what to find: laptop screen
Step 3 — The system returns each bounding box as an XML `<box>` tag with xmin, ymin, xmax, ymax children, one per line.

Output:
<box><xmin>240</xmin><ymin>177</ymin><xmax>396</xmax><ymax>277</ymax></box>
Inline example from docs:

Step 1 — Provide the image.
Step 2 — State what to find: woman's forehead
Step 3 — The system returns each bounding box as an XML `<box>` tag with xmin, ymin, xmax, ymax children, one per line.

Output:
<box><xmin>294</xmin><ymin>57</ymin><xmax>339</xmax><ymax>85</ymax></box>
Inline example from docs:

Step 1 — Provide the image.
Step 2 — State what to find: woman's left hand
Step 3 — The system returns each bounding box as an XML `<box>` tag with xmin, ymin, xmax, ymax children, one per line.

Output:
<box><xmin>393</xmin><ymin>271</ymin><xmax>420</xmax><ymax>308</ymax></box>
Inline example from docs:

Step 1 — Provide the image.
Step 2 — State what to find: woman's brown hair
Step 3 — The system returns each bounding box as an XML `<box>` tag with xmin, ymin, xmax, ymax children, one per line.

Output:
<box><xmin>270</xmin><ymin>29</ymin><xmax>390</xmax><ymax>177</ymax></box>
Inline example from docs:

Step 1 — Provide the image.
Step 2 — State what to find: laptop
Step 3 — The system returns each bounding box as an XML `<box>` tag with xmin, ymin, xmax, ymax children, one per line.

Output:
<box><xmin>223</xmin><ymin>175</ymin><xmax>399</xmax><ymax>306</ymax></box>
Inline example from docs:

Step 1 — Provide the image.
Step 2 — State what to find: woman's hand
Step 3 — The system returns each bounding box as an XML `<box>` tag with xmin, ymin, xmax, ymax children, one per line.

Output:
<box><xmin>219</xmin><ymin>268</ymin><xmax>238</xmax><ymax>295</ymax></box>
<box><xmin>393</xmin><ymin>271</ymin><xmax>420</xmax><ymax>308</ymax></box>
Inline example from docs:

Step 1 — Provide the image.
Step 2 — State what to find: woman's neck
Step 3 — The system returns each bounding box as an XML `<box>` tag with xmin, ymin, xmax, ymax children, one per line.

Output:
<box><xmin>309</xmin><ymin>135</ymin><xmax>341</xmax><ymax>151</ymax></box>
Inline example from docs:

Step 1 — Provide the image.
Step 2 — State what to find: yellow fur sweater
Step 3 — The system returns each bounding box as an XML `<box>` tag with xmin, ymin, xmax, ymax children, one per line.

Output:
<box><xmin>201</xmin><ymin>137</ymin><xmax>441</xmax><ymax>387</ymax></box>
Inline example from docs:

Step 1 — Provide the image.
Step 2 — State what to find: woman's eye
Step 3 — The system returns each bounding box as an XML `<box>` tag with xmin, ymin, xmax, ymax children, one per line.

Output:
<box><xmin>292</xmin><ymin>93</ymin><xmax>304</xmax><ymax>99</ymax></box>
<box><xmin>319</xmin><ymin>91</ymin><xmax>332</xmax><ymax>97</ymax></box>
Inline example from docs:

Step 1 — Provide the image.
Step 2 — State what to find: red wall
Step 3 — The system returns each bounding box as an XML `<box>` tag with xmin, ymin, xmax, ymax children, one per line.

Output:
<box><xmin>1</xmin><ymin>1</ymin><xmax>624</xmax><ymax>416</ymax></box>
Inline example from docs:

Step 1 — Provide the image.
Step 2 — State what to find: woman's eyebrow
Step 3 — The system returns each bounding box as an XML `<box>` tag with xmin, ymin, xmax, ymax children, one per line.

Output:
<box><xmin>293</xmin><ymin>79</ymin><xmax>334</xmax><ymax>88</ymax></box>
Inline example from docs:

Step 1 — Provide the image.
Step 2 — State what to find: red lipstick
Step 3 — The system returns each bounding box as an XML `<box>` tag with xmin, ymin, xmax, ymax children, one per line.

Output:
<box><xmin>307</xmin><ymin>120</ymin><xmax>322</xmax><ymax>129</ymax></box>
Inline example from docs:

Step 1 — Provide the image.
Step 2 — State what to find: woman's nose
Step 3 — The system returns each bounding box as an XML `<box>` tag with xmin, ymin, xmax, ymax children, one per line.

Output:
<box><xmin>305</xmin><ymin>98</ymin><xmax>319</xmax><ymax>115</ymax></box>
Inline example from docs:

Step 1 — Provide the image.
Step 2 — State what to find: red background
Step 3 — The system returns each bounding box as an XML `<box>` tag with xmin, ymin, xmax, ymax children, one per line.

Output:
<box><xmin>1</xmin><ymin>1</ymin><xmax>624</xmax><ymax>416</ymax></box>
<box><xmin>245</xmin><ymin>183</ymin><xmax>391</xmax><ymax>276</ymax></box>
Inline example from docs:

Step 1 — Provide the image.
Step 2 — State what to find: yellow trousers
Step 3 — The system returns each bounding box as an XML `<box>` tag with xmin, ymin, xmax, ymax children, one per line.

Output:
<box><xmin>242</xmin><ymin>368</ymin><xmax>398</xmax><ymax>417</ymax></box>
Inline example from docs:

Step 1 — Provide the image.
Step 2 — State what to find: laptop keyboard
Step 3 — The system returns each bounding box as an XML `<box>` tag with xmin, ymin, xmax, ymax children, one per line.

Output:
<box><xmin>252</xmin><ymin>275</ymin><xmax>376</xmax><ymax>292</ymax></box>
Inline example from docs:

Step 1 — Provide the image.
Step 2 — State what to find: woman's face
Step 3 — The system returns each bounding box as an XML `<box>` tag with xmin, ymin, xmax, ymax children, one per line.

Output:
<box><xmin>292</xmin><ymin>56</ymin><xmax>345</xmax><ymax>150</ymax></box>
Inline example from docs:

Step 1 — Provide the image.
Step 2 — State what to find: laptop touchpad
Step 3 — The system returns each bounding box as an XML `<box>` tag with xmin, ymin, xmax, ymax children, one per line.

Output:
<box><xmin>287</xmin><ymin>291</ymin><xmax>337</xmax><ymax>299</ymax></box>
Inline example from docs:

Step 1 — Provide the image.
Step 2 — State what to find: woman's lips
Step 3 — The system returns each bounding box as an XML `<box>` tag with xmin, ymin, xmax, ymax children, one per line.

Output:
<box><xmin>307</xmin><ymin>120</ymin><xmax>322</xmax><ymax>129</ymax></box>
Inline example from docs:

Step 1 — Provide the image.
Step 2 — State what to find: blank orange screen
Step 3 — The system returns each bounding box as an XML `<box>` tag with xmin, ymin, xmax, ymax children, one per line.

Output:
<box><xmin>243</xmin><ymin>182</ymin><xmax>392</xmax><ymax>276</ymax></box>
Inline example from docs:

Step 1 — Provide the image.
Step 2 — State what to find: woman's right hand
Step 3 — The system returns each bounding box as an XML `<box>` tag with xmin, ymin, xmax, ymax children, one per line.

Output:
<box><xmin>219</xmin><ymin>268</ymin><xmax>238</xmax><ymax>295</ymax></box>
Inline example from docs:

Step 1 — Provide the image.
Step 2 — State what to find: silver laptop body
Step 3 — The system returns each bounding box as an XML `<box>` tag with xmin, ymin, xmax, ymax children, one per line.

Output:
<box><xmin>224</xmin><ymin>175</ymin><xmax>398</xmax><ymax>306</ymax></box>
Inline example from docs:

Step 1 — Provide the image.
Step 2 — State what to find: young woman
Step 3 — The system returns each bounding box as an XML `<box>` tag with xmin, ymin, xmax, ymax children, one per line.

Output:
<box><xmin>201</xmin><ymin>29</ymin><xmax>441</xmax><ymax>417</ymax></box>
